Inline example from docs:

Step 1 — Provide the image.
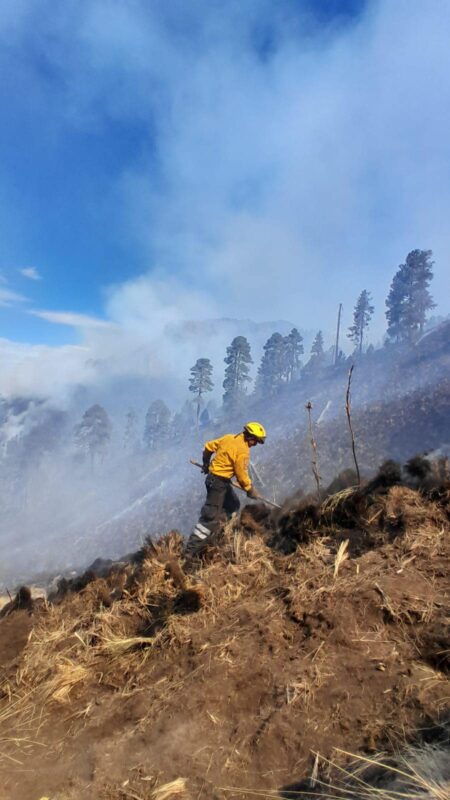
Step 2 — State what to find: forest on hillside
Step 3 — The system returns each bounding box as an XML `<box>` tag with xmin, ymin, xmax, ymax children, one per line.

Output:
<box><xmin>0</xmin><ymin>248</ymin><xmax>448</xmax><ymax>590</ymax></box>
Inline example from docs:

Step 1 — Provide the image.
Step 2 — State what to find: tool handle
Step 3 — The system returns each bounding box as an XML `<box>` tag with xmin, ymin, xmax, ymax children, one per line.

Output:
<box><xmin>189</xmin><ymin>459</ymin><xmax>281</xmax><ymax>509</ymax></box>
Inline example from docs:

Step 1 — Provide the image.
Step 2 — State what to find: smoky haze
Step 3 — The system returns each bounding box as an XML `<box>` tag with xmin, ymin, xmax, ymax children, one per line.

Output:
<box><xmin>1</xmin><ymin>316</ymin><xmax>449</xmax><ymax>591</ymax></box>
<box><xmin>1</xmin><ymin>1</ymin><xmax>450</xmax><ymax>588</ymax></box>
<box><xmin>1</xmin><ymin>1</ymin><xmax>450</xmax><ymax>398</ymax></box>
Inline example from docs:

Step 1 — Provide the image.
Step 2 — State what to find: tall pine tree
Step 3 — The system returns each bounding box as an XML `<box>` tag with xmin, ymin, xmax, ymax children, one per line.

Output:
<box><xmin>311</xmin><ymin>330</ymin><xmax>324</xmax><ymax>358</ymax></box>
<box><xmin>348</xmin><ymin>290</ymin><xmax>374</xmax><ymax>354</ymax></box>
<box><xmin>256</xmin><ymin>333</ymin><xmax>285</xmax><ymax>396</ymax></box>
<box><xmin>385</xmin><ymin>269</ymin><xmax>406</xmax><ymax>343</ymax></box>
<box><xmin>386</xmin><ymin>249</ymin><xmax>435</xmax><ymax>343</ymax></box>
<box><xmin>304</xmin><ymin>331</ymin><xmax>325</xmax><ymax>374</ymax></box>
<box><xmin>189</xmin><ymin>358</ymin><xmax>214</xmax><ymax>425</ymax></box>
<box><xmin>222</xmin><ymin>336</ymin><xmax>253</xmax><ymax>413</ymax></box>
<box><xmin>283</xmin><ymin>328</ymin><xmax>304</xmax><ymax>382</ymax></box>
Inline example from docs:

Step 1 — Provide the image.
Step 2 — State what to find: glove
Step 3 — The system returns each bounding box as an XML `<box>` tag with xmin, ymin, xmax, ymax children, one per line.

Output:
<box><xmin>246</xmin><ymin>486</ymin><xmax>261</xmax><ymax>500</ymax></box>
<box><xmin>202</xmin><ymin>462</ymin><xmax>210</xmax><ymax>474</ymax></box>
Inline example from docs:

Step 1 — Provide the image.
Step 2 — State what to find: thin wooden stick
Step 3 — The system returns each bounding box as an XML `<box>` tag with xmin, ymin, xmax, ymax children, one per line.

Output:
<box><xmin>345</xmin><ymin>365</ymin><xmax>361</xmax><ymax>486</ymax></box>
<box><xmin>305</xmin><ymin>401</ymin><xmax>321</xmax><ymax>501</ymax></box>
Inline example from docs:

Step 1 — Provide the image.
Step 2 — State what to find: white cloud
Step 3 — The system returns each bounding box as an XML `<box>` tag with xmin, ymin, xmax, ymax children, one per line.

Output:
<box><xmin>2</xmin><ymin>281</ymin><xmax>219</xmax><ymax>398</ymax></box>
<box><xmin>0</xmin><ymin>337</ymin><xmax>91</xmax><ymax>400</ymax></box>
<box><xmin>20</xmin><ymin>267</ymin><xmax>42</xmax><ymax>281</ymax></box>
<box><xmin>29</xmin><ymin>309</ymin><xmax>115</xmax><ymax>329</ymax></box>
<box><xmin>0</xmin><ymin>287</ymin><xmax>27</xmax><ymax>306</ymax></box>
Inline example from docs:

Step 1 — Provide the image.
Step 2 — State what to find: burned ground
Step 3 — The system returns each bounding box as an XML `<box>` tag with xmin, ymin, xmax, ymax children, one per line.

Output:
<box><xmin>257</xmin><ymin>377</ymin><xmax>450</xmax><ymax>502</ymax></box>
<box><xmin>0</xmin><ymin>464</ymin><xmax>449</xmax><ymax>800</ymax></box>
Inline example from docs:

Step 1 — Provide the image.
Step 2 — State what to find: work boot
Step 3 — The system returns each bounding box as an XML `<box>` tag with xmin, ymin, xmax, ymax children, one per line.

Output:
<box><xmin>183</xmin><ymin>523</ymin><xmax>211</xmax><ymax>558</ymax></box>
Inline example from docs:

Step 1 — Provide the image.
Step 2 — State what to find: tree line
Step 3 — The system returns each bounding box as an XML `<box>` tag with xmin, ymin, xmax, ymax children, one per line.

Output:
<box><xmin>73</xmin><ymin>248</ymin><xmax>437</xmax><ymax>462</ymax></box>
<box><xmin>189</xmin><ymin>249</ymin><xmax>436</xmax><ymax>407</ymax></box>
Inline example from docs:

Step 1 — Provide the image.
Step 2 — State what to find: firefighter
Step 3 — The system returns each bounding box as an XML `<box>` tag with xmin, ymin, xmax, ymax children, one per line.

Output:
<box><xmin>184</xmin><ymin>422</ymin><xmax>266</xmax><ymax>556</ymax></box>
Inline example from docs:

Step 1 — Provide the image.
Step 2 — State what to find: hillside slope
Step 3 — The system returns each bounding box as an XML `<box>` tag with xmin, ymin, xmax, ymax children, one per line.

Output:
<box><xmin>1</xmin><ymin>334</ymin><xmax>449</xmax><ymax>592</ymax></box>
<box><xmin>258</xmin><ymin>377</ymin><xmax>450</xmax><ymax>499</ymax></box>
<box><xmin>0</xmin><ymin>465</ymin><xmax>449</xmax><ymax>799</ymax></box>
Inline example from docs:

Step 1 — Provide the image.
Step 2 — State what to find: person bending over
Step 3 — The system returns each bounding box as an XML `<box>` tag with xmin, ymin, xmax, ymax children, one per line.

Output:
<box><xmin>184</xmin><ymin>421</ymin><xmax>266</xmax><ymax>557</ymax></box>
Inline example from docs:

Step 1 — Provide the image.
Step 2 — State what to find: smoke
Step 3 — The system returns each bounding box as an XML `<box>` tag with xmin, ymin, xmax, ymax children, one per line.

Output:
<box><xmin>1</xmin><ymin>1</ymin><xmax>450</xmax><ymax>401</ymax></box>
<box><xmin>107</xmin><ymin>0</ymin><xmax>450</xmax><ymax>333</ymax></box>
<box><xmin>1</xmin><ymin>1</ymin><xmax>450</xmax><ymax>587</ymax></box>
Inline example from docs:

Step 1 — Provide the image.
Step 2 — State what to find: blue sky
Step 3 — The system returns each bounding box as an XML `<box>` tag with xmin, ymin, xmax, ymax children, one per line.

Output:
<box><xmin>0</xmin><ymin>0</ymin><xmax>449</xmax><ymax>398</ymax></box>
<box><xmin>0</xmin><ymin>4</ymin><xmax>153</xmax><ymax>344</ymax></box>
<box><xmin>1</xmin><ymin>0</ymin><xmax>366</xmax><ymax>346</ymax></box>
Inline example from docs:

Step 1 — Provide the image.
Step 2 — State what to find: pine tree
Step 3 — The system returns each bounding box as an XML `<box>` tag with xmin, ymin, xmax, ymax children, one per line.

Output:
<box><xmin>256</xmin><ymin>332</ymin><xmax>285</xmax><ymax>396</ymax></box>
<box><xmin>222</xmin><ymin>336</ymin><xmax>253</xmax><ymax>413</ymax></box>
<box><xmin>143</xmin><ymin>400</ymin><xmax>171</xmax><ymax>450</ymax></box>
<box><xmin>311</xmin><ymin>330</ymin><xmax>324</xmax><ymax>358</ymax></box>
<box><xmin>405</xmin><ymin>249</ymin><xmax>436</xmax><ymax>337</ymax></box>
<box><xmin>189</xmin><ymin>358</ymin><xmax>214</xmax><ymax>425</ymax></box>
<box><xmin>283</xmin><ymin>328</ymin><xmax>304</xmax><ymax>382</ymax></box>
<box><xmin>385</xmin><ymin>268</ymin><xmax>406</xmax><ymax>343</ymax></box>
<box><xmin>386</xmin><ymin>250</ymin><xmax>435</xmax><ymax>343</ymax></box>
<box><xmin>348</xmin><ymin>290</ymin><xmax>374</xmax><ymax>354</ymax></box>
<box><xmin>304</xmin><ymin>331</ymin><xmax>325</xmax><ymax>374</ymax></box>
<box><xmin>74</xmin><ymin>404</ymin><xmax>112</xmax><ymax>466</ymax></box>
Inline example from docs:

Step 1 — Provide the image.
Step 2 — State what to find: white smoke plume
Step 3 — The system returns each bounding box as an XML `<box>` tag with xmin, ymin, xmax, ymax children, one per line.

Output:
<box><xmin>0</xmin><ymin>0</ymin><xmax>449</xmax><ymax>399</ymax></box>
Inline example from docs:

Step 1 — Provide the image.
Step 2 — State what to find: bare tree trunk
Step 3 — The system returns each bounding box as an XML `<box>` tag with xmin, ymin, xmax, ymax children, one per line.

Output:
<box><xmin>196</xmin><ymin>393</ymin><xmax>201</xmax><ymax>429</ymax></box>
<box><xmin>334</xmin><ymin>303</ymin><xmax>342</xmax><ymax>366</ymax></box>
<box><xmin>345</xmin><ymin>365</ymin><xmax>361</xmax><ymax>486</ymax></box>
<box><xmin>305</xmin><ymin>401</ymin><xmax>321</xmax><ymax>501</ymax></box>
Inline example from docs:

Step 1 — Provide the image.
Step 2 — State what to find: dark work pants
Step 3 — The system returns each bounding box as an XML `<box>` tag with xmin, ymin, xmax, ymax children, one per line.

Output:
<box><xmin>199</xmin><ymin>473</ymin><xmax>240</xmax><ymax>533</ymax></box>
<box><xmin>184</xmin><ymin>473</ymin><xmax>240</xmax><ymax>556</ymax></box>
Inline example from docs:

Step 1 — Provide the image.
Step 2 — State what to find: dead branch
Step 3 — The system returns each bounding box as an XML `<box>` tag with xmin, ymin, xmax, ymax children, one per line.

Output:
<box><xmin>345</xmin><ymin>365</ymin><xmax>361</xmax><ymax>486</ymax></box>
<box><xmin>305</xmin><ymin>401</ymin><xmax>321</xmax><ymax>501</ymax></box>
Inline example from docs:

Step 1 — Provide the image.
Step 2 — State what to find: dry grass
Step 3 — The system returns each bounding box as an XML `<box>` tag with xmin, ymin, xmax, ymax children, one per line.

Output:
<box><xmin>0</xmin><ymin>478</ymin><xmax>448</xmax><ymax>787</ymax></box>
<box><xmin>220</xmin><ymin>741</ymin><xmax>450</xmax><ymax>799</ymax></box>
<box><xmin>321</xmin><ymin>486</ymin><xmax>359</xmax><ymax>517</ymax></box>
<box><xmin>333</xmin><ymin>540</ymin><xmax>349</xmax><ymax>577</ymax></box>
<box><xmin>100</xmin><ymin>633</ymin><xmax>157</xmax><ymax>656</ymax></box>
<box><xmin>322</xmin><ymin>745</ymin><xmax>450</xmax><ymax>800</ymax></box>
<box><xmin>44</xmin><ymin>661</ymin><xmax>90</xmax><ymax>703</ymax></box>
<box><xmin>151</xmin><ymin>778</ymin><xmax>188</xmax><ymax>799</ymax></box>
<box><xmin>7</xmin><ymin>486</ymin><xmax>441</xmax><ymax>718</ymax></box>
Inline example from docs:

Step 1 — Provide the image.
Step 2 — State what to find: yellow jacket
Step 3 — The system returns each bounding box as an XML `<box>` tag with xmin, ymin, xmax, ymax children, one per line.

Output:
<box><xmin>204</xmin><ymin>433</ymin><xmax>252</xmax><ymax>491</ymax></box>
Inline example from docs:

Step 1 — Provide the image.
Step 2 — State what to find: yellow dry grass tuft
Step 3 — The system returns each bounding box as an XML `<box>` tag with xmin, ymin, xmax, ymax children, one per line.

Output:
<box><xmin>333</xmin><ymin>539</ymin><xmax>349</xmax><ymax>577</ymax></box>
<box><xmin>151</xmin><ymin>777</ymin><xmax>188</xmax><ymax>799</ymax></box>
<box><xmin>382</xmin><ymin>485</ymin><xmax>446</xmax><ymax>533</ymax></box>
<box><xmin>44</xmin><ymin>661</ymin><xmax>90</xmax><ymax>704</ymax></box>
<box><xmin>321</xmin><ymin>485</ymin><xmax>358</xmax><ymax>517</ymax></box>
